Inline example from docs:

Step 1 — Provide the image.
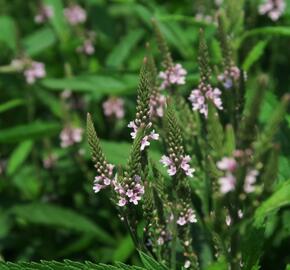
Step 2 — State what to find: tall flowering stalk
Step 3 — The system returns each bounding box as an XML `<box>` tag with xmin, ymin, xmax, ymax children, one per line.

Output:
<box><xmin>87</xmin><ymin>19</ymin><xmax>290</xmax><ymax>270</ymax></box>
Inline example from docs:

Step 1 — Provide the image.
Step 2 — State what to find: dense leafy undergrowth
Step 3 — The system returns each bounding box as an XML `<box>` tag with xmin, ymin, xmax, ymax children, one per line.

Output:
<box><xmin>1</xmin><ymin>0</ymin><xmax>290</xmax><ymax>270</ymax></box>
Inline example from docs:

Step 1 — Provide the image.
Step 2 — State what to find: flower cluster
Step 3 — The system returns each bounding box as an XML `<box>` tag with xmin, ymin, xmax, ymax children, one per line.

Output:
<box><xmin>103</xmin><ymin>97</ymin><xmax>125</xmax><ymax>119</ymax></box>
<box><xmin>34</xmin><ymin>5</ymin><xmax>54</xmax><ymax>24</ymax></box>
<box><xmin>128</xmin><ymin>121</ymin><xmax>159</xmax><ymax>151</ymax></box>
<box><xmin>217</xmin><ymin>156</ymin><xmax>259</xmax><ymax>194</ymax></box>
<box><xmin>23</xmin><ymin>61</ymin><xmax>46</xmax><ymax>84</ymax></box>
<box><xmin>93</xmin><ymin>163</ymin><xmax>115</xmax><ymax>193</ymax></box>
<box><xmin>218</xmin><ymin>66</ymin><xmax>241</xmax><ymax>89</ymax></box>
<box><xmin>177</xmin><ymin>208</ymin><xmax>197</xmax><ymax>226</ymax></box>
<box><xmin>188</xmin><ymin>81</ymin><xmax>223</xmax><ymax>117</ymax></box>
<box><xmin>258</xmin><ymin>0</ymin><xmax>286</xmax><ymax>21</ymax></box>
<box><xmin>114</xmin><ymin>175</ymin><xmax>145</xmax><ymax>207</ymax></box>
<box><xmin>159</xmin><ymin>63</ymin><xmax>187</xmax><ymax>90</ymax></box>
<box><xmin>60</xmin><ymin>126</ymin><xmax>83</xmax><ymax>148</ymax></box>
<box><xmin>64</xmin><ymin>5</ymin><xmax>87</xmax><ymax>25</ymax></box>
<box><xmin>160</xmin><ymin>155</ymin><xmax>195</xmax><ymax>177</ymax></box>
<box><xmin>150</xmin><ymin>92</ymin><xmax>166</xmax><ymax>118</ymax></box>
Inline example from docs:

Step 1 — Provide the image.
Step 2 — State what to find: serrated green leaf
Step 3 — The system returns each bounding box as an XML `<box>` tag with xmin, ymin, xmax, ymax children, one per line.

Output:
<box><xmin>139</xmin><ymin>251</ymin><xmax>168</xmax><ymax>270</ymax></box>
<box><xmin>7</xmin><ymin>140</ymin><xmax>33</xmax><ymax>176</ymax></box>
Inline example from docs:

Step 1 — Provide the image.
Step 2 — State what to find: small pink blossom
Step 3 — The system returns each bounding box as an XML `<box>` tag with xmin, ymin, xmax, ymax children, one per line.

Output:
<box><xmin>160</xmin><ymin>155</ymin><xmax>195</xmax><ymax>177</ymax></box>
<box><xmin>35</xmin><ymin>5</ymin><xmax>54</xmax><ymax>24</ymax></box>
<box><xmin>159</xmin><ymin>63</ymin><xmax>187</xmax><ymax>90</ymax></box>
<box><xmin>217</xmin><ymin>157</ymin><xmax>237</xmax><ymax>172</ymax></box>
<box><xmin>114</xmin><ymin>175</ymin><xmax>145</xmax><ymax>207</ymax></box>
<box><xmin>244</xmin><ymin>169</ymin><xmax>259</xmax><ymax>193</ymax></box>
<box><xmin>24</xmin><ymin>61</ymin><xmax>46</xmax><ymax>84</ymax></box>
<box><xmin>77</xmin><ymin>39</ymin><xmax>95</xmax><ymax>55</ymax></box>
<box><xmin>218</xmin><ymin>66</ymin><xmax>241</xmax><ymax>89</ymax></box>
<box><xmin>219</xmin><ymin>173</ymin><xmax>236</xmax><ymax>194</ymax></box>
<box><xmin>103</xmin><ymin>97</ymin><xmax>125</xmax><ymax>119</ymax></box>
<box><xmin>64</xmin><ymin>5</ymin><xmax>87</xmax><ymax>25</ymax></box>
<box><xmin>189</xmin><ymin>82</ymin><xmax>223</xmax><ymax>117</ymax></box>
<box><xmin>150</xmin><ymin>93</ymin><xmax>166</xmax><ymax>118</ymax></box>
<box><xmin>60</xmin><ymin>126</ymin><xmax>83</xmax><ymax>148</ymax></box>
<box><xmin>258</xmin><ymin>0</ymin><xmax>286</xmax><ymax>21</ymax></box>
<box><xmin>177</xmin><ymin>208</ymin><xmax>197</xmax><ymax>226</ymax></box>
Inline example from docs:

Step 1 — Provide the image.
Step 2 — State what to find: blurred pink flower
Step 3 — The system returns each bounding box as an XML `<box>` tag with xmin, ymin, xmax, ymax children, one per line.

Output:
<box><xmin>218</xmin><ymin>66</ymin><xmax>241</xmax><ymax>89</ymax></box>
<box><xmin>35</xmin><ymin>5</ymin><xmax>54</xmax><ymax>24</ymax></box>
<box><xmin>159</xmin><ymin>63</ymin><xmax>187</xmax><ymax>89</ymax></box>
<box><xmin>244</xmin><ymin>169</ymin><xmax>259</xmax><ymax>193</ymax></box>
<box><xmin>103</xmin><ymin>97</ymin><xmax>125</xmax><ymax>119</ymax></box>
<box><xmin>219</xmin><ymin>173</ymin><xmax>236</xmax><ymax>194</ymax></box>
<box><xmin>60</xmin><ymin>126</ymin><xmax>83</xmax><ymax>148</ymax></box>
<box><xmin>64</xmin><ymin>5</ymin><xmax>87</xmax><ymax>25</ymax></box>
<box><xmin>258</xmin><ymin>0</ymin><xmax>286</xmax><ymax>21</ymax></box>
<box><xmin>77</xmin><ymin>39</ymin><xmax>95</xmax><ymax>55</ymax></box>
<box><xmin>24</xmin><ymin>61</ymin><xmax>46</xmax><ymax>84</ymax></box>
<box><xmin>43</xmin><ymin>154</ymin><xmax>57</xmax><ymax>169</ymax></box>
<box><xmin>217</xmin><ymin>157</ymin><xmax>237</xmax><ymax>172</ymax></box>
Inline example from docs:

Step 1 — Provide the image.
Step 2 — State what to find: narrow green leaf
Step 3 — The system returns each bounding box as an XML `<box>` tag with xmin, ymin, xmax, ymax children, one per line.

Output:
<box><xmin>11</xmin><ymin>203</ymin><xmax>115</xmax><ymax>245</ymax></box>
<box><xmin>0</xmin><ymin>99</ymin><xmax>25</xmax><ymax>114</ymax></box>
<box><xmin>0</xmin><ymin>16</ymin><xmax>17</xmax><ymax>51</ymax></box>
<box><xmin>7</xmin><ymin>140</ymin><xmax>33</xmax><ymax>176</ymax></box>
<box><xmin>22</xmin><ymin>27</ymin><xmax>57</xmax><ymax>56</ymax></box>
<box><xmin>113</xmin><ymin>235</ymin><xmax>135</xmax><ymax>262</ymax></box>
<box><xmin>254</xmin><ymin>181</ymin><xmax>290</xmax><ymax>227</ymax></box>
<box><xmin>106</xmin><ymin>30</ymin><xmax>145</xmax><ymax>68</ymax></box>
<box><xmin>242</xmin><ymin>40</ymin><xmax>268</xmax><ymax>71</ymax></box>
<box><xmin>0</xmin><ymin>121</ymin><xmax>61</xmax><ymax>143</ymax></box>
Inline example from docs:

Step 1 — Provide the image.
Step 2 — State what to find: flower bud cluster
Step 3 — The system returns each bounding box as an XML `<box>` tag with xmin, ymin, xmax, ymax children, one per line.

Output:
<box><xmin>159</xmin><ymin>63</ymin><xmax>187</xmax><ymax>90</ymax></box>
<box><xmin>216</xmin><ymin>153</ymin><xmax>259</xmax><ymax>194</ymax></box>
<box><xmin>60</xmin><ymin>126</ymin><xmax>83</xmax><ymax>148</ymax></box>
<box><xmin>114</xmin><ymin>174</ymin><xmax>145</xmax><ymax>207</ymax></box>
<box><xmin>93</xmin><ymin>163</ymin><xmax>115</xmax><ymax>193</ymax></box>
<box><xmin>188</xmin><ymin>81</ymin><xmax>223</xmax><ymax>117</ymax></box>
<box><xmin>217</xmin><ymin>66</ymin><xmax>241</xmax><ymax>89</ymax></box>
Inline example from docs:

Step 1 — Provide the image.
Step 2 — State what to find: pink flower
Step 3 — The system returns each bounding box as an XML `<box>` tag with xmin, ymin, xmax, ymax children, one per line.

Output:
<box><xmin>244</xmin><ymin>169</ymin><xmax>259</xmax><ymax>193</ymax></box>
<box><xmin>24</xmin><ymin>61</ymin><xmax>46</xmax><ymax>84</ymax></box>
<box><xmin>103</xmin><ymin>97</ymin><xmax>125</xmax><ymax>119</ymax></box>
<box><xmin>218</xmin><ymin>66</ymin><xmax>241</xmax><ymax>89</ymax></box>
<box><xmin>217</xmin><ymin>157</ymin><xmax>237</xmax><ymax>172</ymax></box>
<box><xmin>159</xmin><ymin>63</ymin><xmax>187</xmax><ymax>89</ymax></box>
<box><xmin>128</xmin><ymin>121</ymin><xmax>138</xmax><ymax>139</ymax></box>
<box><xmin>140</xmin><ymin>130</ymin><xmax>159</xmax><ymax>151</ymax></box>
<box><xmin>160</xmin><ymin>155</ymin><xmax>194</xmax><ymax>177</ymax></box>
<box><xmin>177</xmin><ymin>216</ymin><xmax>187</xmax><ymax>226</ymax></box>
<box><xmin>35</xmin><ymin>5</ymin><xmax>54</xmax><ymax>24</ymax></box>
<box><xmin>219</xmin><ymin>173</ymin><xmax>236</xmax><ymax>194</ymax></box>
<box><xmin>258</xmin><ymin>0</ymin><xmax>286</xmax><ymax>21</ymax></box>
<box><xmin>60</xmin><ymin>126</ymin><xmax>83</xmax><ymax>148</ymax></box>
<box><xmin>150</xmin><ymin>93</ymin><xmax>166</xmax><ymax>118</ymax></box>
<box><xmin>114</xmin><ymin>175</ymin><xmax>144</xmax><ymax>207</ymax></box>
<box><xmin>43</xmin><ymin>154</ymin><xmax>57</xmax><ymax>169</ymax></box>
<box><xmin>64</xmin><ymin>5</ymin><xmax>87</xmax><ymax>25</ymax></box>
<box><xmin>177</xmin><ymin>208</ymin><xmax>197</xmax><ymax>226</ymax></box>
<box><xmin>77</xmin><ymin>39</ymin><xmax>95</xmax><ymax>55</ymax></box>
<box><xmin>188</xmin><ymin>82</ymin><xmax>223</xmax><ymax>117</ymax></box>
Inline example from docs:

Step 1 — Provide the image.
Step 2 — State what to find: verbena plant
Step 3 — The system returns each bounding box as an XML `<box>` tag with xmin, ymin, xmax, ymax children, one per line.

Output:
<box><xmin>86</xmin><ymin>18</ymin><xmax>290</xmax><ymax>270</ymax></box>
